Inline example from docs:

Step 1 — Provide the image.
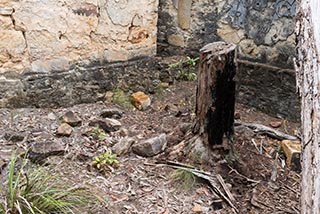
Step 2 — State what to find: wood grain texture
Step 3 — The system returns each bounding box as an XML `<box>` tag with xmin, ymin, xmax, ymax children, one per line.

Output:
<box><xmin>295</xmin><ymin>0</ymin><xmax>320</xmax><ymax>213</ymax></box>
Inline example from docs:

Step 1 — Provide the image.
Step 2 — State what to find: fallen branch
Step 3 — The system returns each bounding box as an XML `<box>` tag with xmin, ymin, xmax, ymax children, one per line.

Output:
<box><xmin>216</xmin><ymin>174</ymin><xmax>236</xmax><ymax>202</ymax></box>
<box><xmin>235</xmin><ymin>121</ymin><xmax>299</xmax><ymax>141</ymax></box>
<box><xmin>159</xmin><ymin>161</ymin><xmax>239</xmax><ymax>213</ymax></box>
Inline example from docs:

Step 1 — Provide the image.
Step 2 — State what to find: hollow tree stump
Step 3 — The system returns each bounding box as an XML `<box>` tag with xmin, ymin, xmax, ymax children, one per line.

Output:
<box><xmin>193</xmin><ymin>42</ymin><xmax>237</xmax><ymax>147</ymax></box>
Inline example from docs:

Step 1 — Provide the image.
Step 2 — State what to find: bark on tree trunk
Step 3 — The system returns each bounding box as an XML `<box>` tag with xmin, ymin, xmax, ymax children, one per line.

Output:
<box><xmin>194</xmin><ymin>42</ymin><xmax>237</xmax><ymax>147</ymax></box>
<box><xmin>295</xmin><ymin>0</ymin><xmax>320</xmax><ymax>213</ymax></box>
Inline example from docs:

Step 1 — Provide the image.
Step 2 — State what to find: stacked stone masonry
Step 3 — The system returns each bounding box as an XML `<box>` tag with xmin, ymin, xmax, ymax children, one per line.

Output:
<box><xmin>0</xmin><ymin>0</ymin><xmax>299</xmax><ymax>120</ymax></box>
<box><xmin>158</xmin><ymin>0</ymin><xmax>298</xmax><ymax>120</ymax></box>
<box><xmin>0</xmin><ymin>0</ymin><xmax>158</xmax><ymax>73</ymax></box>
<box><xmin>159</xmin><ymin>0</ymin><xmax>295</xmax><ymax>68</ymax></box>
<box><xmin>0</xmin><ymin>0</ymin><xmax>158</xmax><ymax>107</ymax></box>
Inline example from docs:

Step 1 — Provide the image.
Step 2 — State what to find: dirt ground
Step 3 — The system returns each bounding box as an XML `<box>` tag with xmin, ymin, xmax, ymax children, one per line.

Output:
<box><xmin>0</xmin><ymin>80</ymin><xmax>300</xmax><ymax>214</ymax></box>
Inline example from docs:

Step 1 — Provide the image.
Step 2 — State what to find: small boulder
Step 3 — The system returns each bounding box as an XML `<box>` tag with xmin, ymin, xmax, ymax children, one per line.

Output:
<box><xmin>132</xmin><ymin>134</ymin><xmax>167</xmax><ymax>157</ymax></box>
<box><xmin>61</xmin><ymin>111</ymin><xmax>82</xmax><ymax>127</ymax></box>
<box><xmin>28</xmin><ymin>140</ymin><xmax>65</xmax><ymax>163</ymax></box>
<box><xmin>56</xmin><ymin>123</ymin><xmax>73</xmax><ymax>136</ymax></box>
<box><xmin>100</xmin><ymin>108</ymin><xmax>123</xmax><ymax>119</ymax></box>
<box><xmin>131</xmin><ymin>91</ymin><xmax>151</xmax><ymax>111</ymax></box>
<box><xmin>112</xmin><ymin>137</ymin><xmax>136</xmax><ymax>155</ymax></box>
<box><xmin>89</xmin><ymin>118</ymin><xmax>121</xmax><ymax>133</ymax></box>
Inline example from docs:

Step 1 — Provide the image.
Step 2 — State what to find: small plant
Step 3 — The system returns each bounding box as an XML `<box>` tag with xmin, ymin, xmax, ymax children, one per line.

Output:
<box><xmin>186</xmin><ymin>56</ymin><xmax>198</xmax><ymax>67</ymax></box>
<box><xmin>93</xmin><ymin>149</ymin><xmax>119</xmax><ymax>172</ymax></box>
<box><xmin>90</xmin><ymin>126</ymin><xmax>108</xmax><ymax>140</ymax></box>
<box><xmin>1</xmin><ymin>152</ymin><xmax>98</xmax><ymax>214</ymax></box>
<box><xmin>168</xmin><ymin>57</ymin><xmax>198</xmax><ymax>81</ymax></box>
<box><xmin>171</xmin><ymin>168</ymin><xmax>197</xmax><ymax>190</ymax></box>
<box><xmin>112</xmin><ymin>88</ymin><xmax>133</xmax><ymax>108</ymax></box>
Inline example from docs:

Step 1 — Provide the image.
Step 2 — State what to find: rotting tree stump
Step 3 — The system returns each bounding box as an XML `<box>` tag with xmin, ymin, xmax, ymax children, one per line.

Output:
<box><xmin>193</xmin><ymin>42</ymin><xmax>237</xmax><ymax>148</ymax></box>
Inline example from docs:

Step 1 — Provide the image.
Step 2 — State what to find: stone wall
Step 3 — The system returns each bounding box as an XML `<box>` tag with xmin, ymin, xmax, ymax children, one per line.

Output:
<box><xmin>0</xmin><ymin>0</ymin><xmax>158</xmax><ymax>107</ymax></box>
<box><xmin>158</xmin><ymin>0</ymin><xmax>295</xmax><ymax>67</ymax></box>
<box><xmin>0</xmin><ymin>0</ymin><xmax>299</xmax><ymax>120</ymax></box>
<box><xmin>158</xmin><ymin>0</ymin><xmax>299</xmax><ymax>120</ymax></box>
<box><xmin>0</xmin><ymin>0</ymin><xmax>158</xmax><ymax>73</ymax></box>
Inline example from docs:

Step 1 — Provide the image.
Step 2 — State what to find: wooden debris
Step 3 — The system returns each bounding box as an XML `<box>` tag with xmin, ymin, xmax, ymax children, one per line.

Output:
<box><xmin>281</xmin><ymin>140</ymin><xmax>301</xmax><ymax>170</ymax></box>
<box><xmin>235</xmin><ymin>121</ymin><xmax>298</xmax><ymax>140</ymax></box>
<box><xmin>227</xmin><ymin>167</ymin><xmax>260</xmax><ymax>184</ymax></box>
<box><xmin>159</xmin><ymin>161</ymin><xmax>239</xmax><ymax>213</ymax></box>
<box><xmin>270</xmin><ymin>153</ymin><xmax>278</xmax><ymax>182</ymax></box>
<box><xmin>216</xmin><ymin>174</ymin><xmax>235</xmax><ymax>202</ymax></box>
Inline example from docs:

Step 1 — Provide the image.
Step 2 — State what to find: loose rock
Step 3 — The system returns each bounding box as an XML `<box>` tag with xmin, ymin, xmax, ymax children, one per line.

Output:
<box><xmin>164</xmin><ymin>103</ymin><xmax>179</xmax><ymax>114</ymax></box>
<box><xmin>269</xmin><ymin>121</ymin><xmax>282</xmax><ymax>128</ymax></box>
<box><xmin>100</xmin><ymin>107</ymin><xmax>123</xmax><ymax>119</ymax></box>
<box><xmin>131</xmin><ymin>91</ymin><xmax>151</xmax><ymax>110</ymax></box>
<box><xmin>112</xmin><ymin>137</ymin><xmax>136</xmax><ymax>155</ymax></box>
<box><xmin>47</xmin><ymin>112</ymin><xmax>56</xmax><ymax>120</ymax></box>
<box><xmin>56</xmin><ymin>123</ymin><xmax>73</xmax><ymax>136</ymax></box>
<box><xmin>61</xmin><ymin>111</ymin><xmax>82</xmax><ymax>127</ymax></box>
<box><xmin>4</xmin><ymin>131</ymin><xmax>26</xmax><ymax>142</ymax></box>
<box><xmin>192</xmin><ymin>203</ymin><xmax>203</xmax><ymax>213</ymax></box>
<box><xmin>132</xmin><ymin>134</ymin><xmax>167</xmax><ymax>157</ymax></box>
<box><xmin>89</xmin><ymin>118</ymin><xmax>122</xmax><ymax>133</ymax></box>
<box><xmin>28</xmin><ymin>140</ymin><xmax>65</xmax><ymax>163</ymax></box>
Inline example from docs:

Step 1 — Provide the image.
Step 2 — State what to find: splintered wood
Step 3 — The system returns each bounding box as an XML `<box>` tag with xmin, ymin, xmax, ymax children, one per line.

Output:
<box><xmin>194</xmin><ymin>42</ymin><xmax>237</xmax><ymax>146</ymax></box>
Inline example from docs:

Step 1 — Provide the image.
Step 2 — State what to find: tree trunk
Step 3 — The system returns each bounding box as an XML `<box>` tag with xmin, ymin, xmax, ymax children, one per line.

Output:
<box><xmin>194</xmin><ymin>42</ymin><xmax>237</xmax><ymax>147</ymax></box>
<box><xmin>295</xmin><ymin>0</ymin><xmax>320</xmax><ymax>213</ymax></box>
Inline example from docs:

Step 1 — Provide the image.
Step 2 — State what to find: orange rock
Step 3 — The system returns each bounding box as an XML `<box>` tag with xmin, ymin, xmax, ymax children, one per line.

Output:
<box><xmin>131</xmin><ymin>91</ymin><xmax>151</xmax><ymax>110</ymax></box>
<box><xmin>192</xmin><ymin>203</ymin><xmax>203</xmax><ymax>213</ymax></box>
<box><xmin>269</xmin><ymin>121</ymin><xmax>282</xmax><ymax>128</ymax></box>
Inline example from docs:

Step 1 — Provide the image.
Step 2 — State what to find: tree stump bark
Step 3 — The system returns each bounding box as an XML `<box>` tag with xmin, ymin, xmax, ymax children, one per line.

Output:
<box><xmin>193</xmin><ymin>42</ymin><xmax>237</xmax><ymax>147</ymax></box>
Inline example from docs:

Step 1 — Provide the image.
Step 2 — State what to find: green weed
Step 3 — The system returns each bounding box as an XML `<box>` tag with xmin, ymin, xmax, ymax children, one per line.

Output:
<box><xmin>1</xmin><ymin>152</ymin><xmax>99</xmax><ymax>214</ymax></box>
<box><xmin>112</xmin><ymin>88</ymin><xmax>133</xmax><ymax>109</ymax></box>
<box><xmin>92</xmin><ymin>149</ymin><xmax>119</xmax><ymax>172</ymax></box>
<box><xmin>169</xmin><ymin>57</ymin><xmax>198</xmax><ymax>81</ymax></box>
<box><xmin>89</xmin><ymin>126</ymin><xmax>108</xmax><ymax>140</ymax></box>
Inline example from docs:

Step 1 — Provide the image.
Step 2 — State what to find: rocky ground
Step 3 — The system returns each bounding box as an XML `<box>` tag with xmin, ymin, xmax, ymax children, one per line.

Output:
<box><xmin>0</xmin><ymin>80</ymin><xmax>300</xmax><ymax>213</ymax></box>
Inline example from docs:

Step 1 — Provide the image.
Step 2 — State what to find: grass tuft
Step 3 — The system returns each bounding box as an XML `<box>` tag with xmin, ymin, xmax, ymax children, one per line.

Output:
<box><xmin>171</xmin><ymin>168</ymin><xmax>197</xmax><ymax>190</ymax></box>
<box><xmin>1</xmin><ymin>152</ymin><xmax>102</xmax><ymax>214</ymax></box>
